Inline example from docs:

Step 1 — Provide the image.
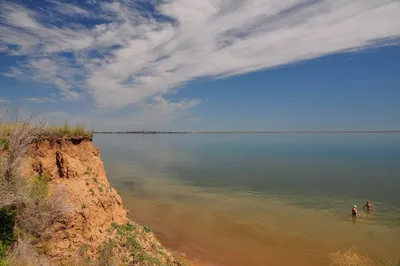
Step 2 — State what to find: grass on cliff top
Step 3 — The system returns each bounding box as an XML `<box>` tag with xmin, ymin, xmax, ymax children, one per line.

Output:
<box><xmin>0</xmin><ymin>122</ymin><xmax>92</xmax><ymax>138</ymax></box>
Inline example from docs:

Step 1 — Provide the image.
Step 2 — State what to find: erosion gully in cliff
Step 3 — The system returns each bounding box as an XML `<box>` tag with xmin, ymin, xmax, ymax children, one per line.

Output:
<box><xmin>17</xmin><ymin>136</ymin><xmax>185</xmax><ymax>265</ymax></box>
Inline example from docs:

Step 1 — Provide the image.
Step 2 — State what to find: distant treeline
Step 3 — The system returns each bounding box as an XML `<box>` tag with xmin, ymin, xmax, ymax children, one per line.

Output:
<box><xmin>92</xmin><ymin>130</ymin><xmax>400</xmax><ymax>134</ymax></box>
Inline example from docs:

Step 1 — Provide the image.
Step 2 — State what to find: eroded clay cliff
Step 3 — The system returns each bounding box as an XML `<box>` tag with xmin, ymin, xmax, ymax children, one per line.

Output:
<box><xmin>22</xmin><ymin>137</ymin><xmax>181</xmax><ymax>265</ymax></box>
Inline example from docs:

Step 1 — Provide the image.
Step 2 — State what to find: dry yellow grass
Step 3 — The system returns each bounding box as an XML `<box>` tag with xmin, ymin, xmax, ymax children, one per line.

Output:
<box><xmin>0</xmin><ymin>122</ymin><xmax>91</xmax><ymax>138</ymax></box>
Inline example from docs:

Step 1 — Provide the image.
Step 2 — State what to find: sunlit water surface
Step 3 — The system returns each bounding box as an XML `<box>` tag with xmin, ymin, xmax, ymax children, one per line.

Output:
<box><xmin>94</xmin><ymin>134</ymin><xmax>400</xmax><ymax>265</ymax></box>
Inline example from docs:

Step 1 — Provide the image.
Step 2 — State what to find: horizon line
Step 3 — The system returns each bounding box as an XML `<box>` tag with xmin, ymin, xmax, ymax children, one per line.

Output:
<box><xmin>92</xmin><ymin>130</ymin><xmax>400</xmax><ymax>134</ymax></box>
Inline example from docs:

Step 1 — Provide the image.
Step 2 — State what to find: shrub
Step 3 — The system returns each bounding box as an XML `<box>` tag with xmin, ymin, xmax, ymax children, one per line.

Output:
<box><xmin>15</xmin><ymin>180</ymin><xmax>71</xmax><ymax>236</ymax></box>
<box><xmin>1</xmin><ymin>112</ymin><xmax>72</xmax><ymax>241</ymax></box>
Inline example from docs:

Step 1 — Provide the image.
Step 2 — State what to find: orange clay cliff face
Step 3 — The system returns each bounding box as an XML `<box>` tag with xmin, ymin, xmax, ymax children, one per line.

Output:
<box><xmin>22</xmin><ymin>137</ymin><xmax>182</xmax><ymax>265</ymax></box>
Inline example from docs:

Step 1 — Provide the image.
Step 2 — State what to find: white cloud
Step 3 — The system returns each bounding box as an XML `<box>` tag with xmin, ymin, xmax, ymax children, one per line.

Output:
<box><xmin>25</xmin><ymin>97</ymin><xmax>57</xmax><ymax>104</ymax></box>
<box><xmin>2</xmin><ymin>57</ymin><xmax>81</xmax><ymax>100</ymax></box>
<box><xmin>45</xmin><ymin>0</ymin><xmax>89</xmax><ymax>17</ymax></box>
<box><xmin>1</xmin><ymin>0</ymin><xmax>400</xmax><ymax>124</ymax></box>
<box><xmin>137</xmin><ymin>96</ymin><xmax>200</xmax><ymax>125</ymax></box>
<box><xmin>38</xmin><ymin>97</ymin><xmax>199</xmax><ymax>130</ymax></box>
<box><xmin>0</xmin><ymin>43</ymin><xmax>8</xmax><ymax>53</ymax></box>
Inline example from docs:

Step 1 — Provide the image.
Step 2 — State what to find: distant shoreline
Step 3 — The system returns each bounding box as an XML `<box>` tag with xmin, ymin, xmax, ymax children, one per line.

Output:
<box><xmin>92</xmin><ymin>130</ymin><xmax>400</xmax><ymax>134</ymax></box>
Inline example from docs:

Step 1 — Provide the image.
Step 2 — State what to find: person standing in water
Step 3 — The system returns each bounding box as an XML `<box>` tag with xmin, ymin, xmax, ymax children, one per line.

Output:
<box><xmin>352</xmin><ymin>205</ymin><xmax>359</xmax><ymax>217</ymax></box>
<box><xmin>363</xmin><ymin>200</ymin><xmax>375</xmax><ymax>211</ymax></box>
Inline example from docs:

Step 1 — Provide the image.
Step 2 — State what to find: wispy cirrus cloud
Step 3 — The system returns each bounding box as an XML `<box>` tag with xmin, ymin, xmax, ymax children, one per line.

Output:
<box><xmin>25</xmin><ymin>97</ymin><xmax>57</xmax><ymax>104</ymax></box>
<box><xmin>38</xmin><ymin>96</ymin><xmax>200</xmax><ymax>130</ymax></box>
<box><xmin>45</xmin><ymin>0</ymin><xmax>89</xmax><ymax>17</ymax></box>
<box><xmin>1</xmin><ymin>0</ymin><xmax>400</xmax><ymax>126</ymax></box>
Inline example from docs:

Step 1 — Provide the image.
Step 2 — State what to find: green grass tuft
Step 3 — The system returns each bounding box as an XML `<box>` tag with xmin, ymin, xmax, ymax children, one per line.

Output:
<box><xmin>144</xmin><ymin>225</ymin><xmax>152</xmax><ymax>233</ymax></box>
<box><xmin>0</xmin><ymin>138</ymin><xmax>9</xmax><ymax>151</ymax></box>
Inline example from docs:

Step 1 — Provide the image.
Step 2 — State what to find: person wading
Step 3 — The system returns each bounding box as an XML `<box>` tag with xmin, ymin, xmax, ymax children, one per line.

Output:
<box><xmin>352</xmin><ymin>205</ymin><xmax>359</xmax><ymax>217</ymax></box>
<box><xmin>363</xmin><ymin>200</ymin><xmax>375</xmax><ymax>211</ymax></box>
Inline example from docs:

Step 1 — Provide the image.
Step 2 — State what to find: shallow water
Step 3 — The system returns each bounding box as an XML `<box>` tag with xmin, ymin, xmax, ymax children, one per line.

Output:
<box><xmin>95</xmin><ymin>133</ymin><xmax>400</xmax><ymax>265</ymax></box>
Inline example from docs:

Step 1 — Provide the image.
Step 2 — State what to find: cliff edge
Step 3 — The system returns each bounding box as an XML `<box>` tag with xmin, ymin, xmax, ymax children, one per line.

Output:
<box><xmin>22</xmin><ymin>137</ymin><xmax>182</xmax><ymax>265</ymax></box>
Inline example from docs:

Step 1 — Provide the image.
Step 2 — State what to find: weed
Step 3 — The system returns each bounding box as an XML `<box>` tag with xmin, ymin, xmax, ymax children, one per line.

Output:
<box><xmin>0</xmin><ymin>242</ymin><xmax>8</xmax><ymax>261</ymax></box>
<box><xmin>93</xmin><ymin>177</ymin><xmax>98</xmax><ymax>184</ymax></box>
<box><xmin>98</xmin><ymin>186</ymin><xmax>104</xmax><ymax>193</ymax></box>
<box><xmin>122</xmin><ymin>255</ymin><xmax>129</xmax><ymax>263</ymax></box>
<box><xmin>98</xmin><ymin>239</ymin><xmax>116</xmax><ymax>266</ymax></box>
<box><xmin>0</xmin><ymin>258</ymin><xmax>9</xmax><ymax>266</ymax></box>
<box><xmin>144</xmin><ymin>225</ymin><xmax>152</xmax><ymax>233</ymax></box>
<box><xmin>82</xmin><ymin>204</ymin><xmax>86</xmax><ymax>209</ymax></box>
<box><xmin>89</xmin><ymin>189</ymin><xmax>95</xmax><ymax>196</ymax></box>
<box><xmin>36</xmin><ymin>242</ymin><xmax>51</xmax><ymax>255</ymax></box>
<box><xmin>85</xmin><ymin>181</ymin><xmax>89</xmax><ymax>186</ymax></box>
<box><xmin>52</xmin><ymin>122</ymin><xmax>91</xmax><ymax>137</ymax></box>
<box><xmin>84</xmin><ymin>167</ymin><xmax>92</xmax><ymax>176</ymax></box>
<box><xmin>30</xmin><ymin>175</ymin><xmax>49</xmax><ymax>201</ymax></box>
<box><xmin>0</xmin><ymin>138</ymin><xmax>9</xmax><ymax>151</ymax></box>
<box><xmin>79</xmin><ymin>244</ymin><xmax>89</xmax><ymax>258</ymax></box>
<box><xmin>111</xmin><ymin>222</ymin><xmax>118</xmax><ymax>229</ymax></box>
<box><xmin>125</xmin><ymin>223</ymin><xmax>136</xmax><ymax>232</ymax></box>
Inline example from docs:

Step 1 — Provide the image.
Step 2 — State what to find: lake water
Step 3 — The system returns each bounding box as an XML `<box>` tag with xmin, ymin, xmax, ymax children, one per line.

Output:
<box><xmin>94</xmin><ymin>133</ymin><xmax>400</xmax><ymax>265</ymax></box>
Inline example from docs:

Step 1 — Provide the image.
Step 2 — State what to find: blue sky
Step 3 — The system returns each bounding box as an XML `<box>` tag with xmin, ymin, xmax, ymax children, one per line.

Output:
<box><xmin>0</xmin><ymin>0</ymin><xmax>399</xmax><ymax>131</ymax></box>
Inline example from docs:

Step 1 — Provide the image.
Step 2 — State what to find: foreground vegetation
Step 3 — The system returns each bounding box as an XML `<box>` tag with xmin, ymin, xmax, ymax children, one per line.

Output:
<box><xmin>0</xmin><ymin>113</ymin><xmax>89</xmax><ymax>265</ymax></box>
<box><xmin>0</xmin><ymin>112</ymin><xmax>183</xmax><ymax>265</ymax></box>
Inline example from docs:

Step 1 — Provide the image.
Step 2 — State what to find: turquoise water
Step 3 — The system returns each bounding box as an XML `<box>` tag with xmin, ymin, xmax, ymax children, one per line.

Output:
<box><xmin>95</xmin><ymin>133</ymin><xmax>400</xmax><ymax>265</ymax></box>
